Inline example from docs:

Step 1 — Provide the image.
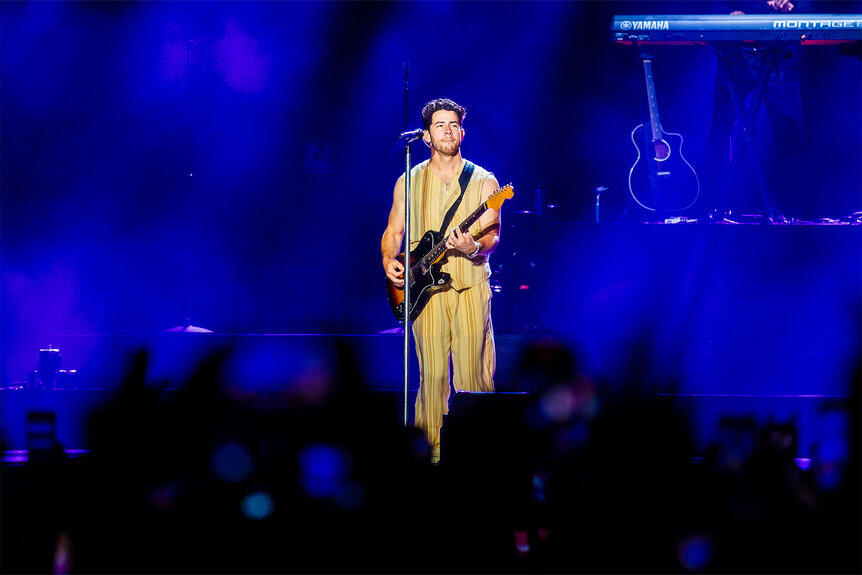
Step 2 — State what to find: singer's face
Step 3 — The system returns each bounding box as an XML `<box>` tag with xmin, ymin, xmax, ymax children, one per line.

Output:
<box><xmin>425</xmin><ymin>110</ymin><xmax>463</xmax><ymax>156</ymax></box>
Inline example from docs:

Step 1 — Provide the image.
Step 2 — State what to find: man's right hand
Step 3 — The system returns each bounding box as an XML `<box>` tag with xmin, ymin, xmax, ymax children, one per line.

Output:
<box><xmin>385</xmin><ymin>258</ymin><xmax>405</xmax><ymax>287</ymax></box>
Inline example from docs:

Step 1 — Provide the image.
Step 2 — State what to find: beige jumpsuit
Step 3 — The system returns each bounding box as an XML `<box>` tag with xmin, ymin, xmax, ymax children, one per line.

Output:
<box><xmin>408</xmin><ymin>159</ymin><xmax>496</xmax><ymax>461</ymax></box>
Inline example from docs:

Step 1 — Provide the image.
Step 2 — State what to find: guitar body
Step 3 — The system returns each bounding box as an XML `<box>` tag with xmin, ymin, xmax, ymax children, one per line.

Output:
<box><xmin>628</xmin><ymin>124</ymin><xmax>699</xmax><ymax>212</ymax></box>
<box><xmin>386</xmin><ymin>229</ymin><xmax>452</xmax><ymax>324</ymax></box>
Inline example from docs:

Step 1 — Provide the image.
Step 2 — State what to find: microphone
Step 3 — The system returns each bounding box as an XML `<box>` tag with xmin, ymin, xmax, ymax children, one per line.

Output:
<box><xmin>399</xmin><ymin>128</ymin><xmax>424</xmax><ymax>142</ymax></box>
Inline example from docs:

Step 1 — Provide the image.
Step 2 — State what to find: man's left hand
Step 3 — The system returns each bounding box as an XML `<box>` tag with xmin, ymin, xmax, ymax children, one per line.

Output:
<box><xmin>447</xmin><ymin>227</ymin><xmax>480</xmax><ymax>255</ymax></box>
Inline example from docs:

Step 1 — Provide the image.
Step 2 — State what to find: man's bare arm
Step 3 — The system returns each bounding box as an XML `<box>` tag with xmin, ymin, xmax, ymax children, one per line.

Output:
<box><xmin>381</xmin><ymin>175</ymin><xmax>406</xmax><ymax>286</ymax></box>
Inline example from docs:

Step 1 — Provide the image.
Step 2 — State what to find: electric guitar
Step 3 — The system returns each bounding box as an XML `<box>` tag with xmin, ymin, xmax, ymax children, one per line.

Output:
<box><xmin>628</xmin><ymin>55</ymin><xmax>699</xmax><ymax>213</ymax></box>
<box><xmin>386</xmin><ymin>184</ymin><xmax>514</xmax><ymax>324</ymax></box>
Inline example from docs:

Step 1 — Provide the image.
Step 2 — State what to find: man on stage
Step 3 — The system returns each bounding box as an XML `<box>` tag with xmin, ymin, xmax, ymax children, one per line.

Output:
<box><xmin>381</xmin><ymin>98</ymin><xmax>502</xmax><ymax>464</ymax></box>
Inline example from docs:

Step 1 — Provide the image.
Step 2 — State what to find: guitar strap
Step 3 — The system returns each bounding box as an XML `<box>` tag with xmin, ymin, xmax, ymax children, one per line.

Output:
<box><xmin>437</xmin><ymin>161</ymin><xmax>475</xmax><ymax>236</ymax></box>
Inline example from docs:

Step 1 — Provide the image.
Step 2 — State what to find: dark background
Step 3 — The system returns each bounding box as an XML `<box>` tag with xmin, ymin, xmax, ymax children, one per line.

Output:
<box><xmin>2</xmin><ymin>1</ymin><xmax>860</xmax><ymax>386</ymax></box>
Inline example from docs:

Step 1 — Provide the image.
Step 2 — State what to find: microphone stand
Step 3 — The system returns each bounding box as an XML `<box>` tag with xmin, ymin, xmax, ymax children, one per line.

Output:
<box><xmin>401</xmin><ymin>62</ymin><xmax>411</xmax><ymax>427</ymax></box>
<box><xmin>402</xmin><ymin>143</ymin><xmax>412</xmax><ymax>427</ymax></box>
<box><xmin>166</xmin><ymin>37</ymin><xmax>210</xmax><ymax>333</ymax></box>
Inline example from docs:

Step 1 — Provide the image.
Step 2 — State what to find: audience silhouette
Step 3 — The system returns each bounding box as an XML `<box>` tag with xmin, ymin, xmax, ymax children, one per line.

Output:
<box><xmin>1</xmin><ymin>338</ymin><xmax>859</xmax><ymax>573</ymax></box>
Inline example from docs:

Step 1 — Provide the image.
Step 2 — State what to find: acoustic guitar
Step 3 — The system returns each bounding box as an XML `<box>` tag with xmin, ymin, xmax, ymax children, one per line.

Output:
<box><xmin>628</xmin><ymin>55</ymin><xmax>699</xmax><ymax>213</ymax></box>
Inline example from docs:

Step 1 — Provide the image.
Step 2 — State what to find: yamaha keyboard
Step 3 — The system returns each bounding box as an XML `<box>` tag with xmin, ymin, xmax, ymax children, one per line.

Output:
<box><xmin>612</xmin><ymin>14</ymin><xmax>862</xmax><ymax>44</ymax></box>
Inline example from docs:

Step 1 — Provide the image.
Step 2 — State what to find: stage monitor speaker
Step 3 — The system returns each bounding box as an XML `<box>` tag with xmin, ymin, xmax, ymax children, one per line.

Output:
<box><xmin>440</xmin><ymin>391</ymin><xmax>530</xmax><ymax>474</ymax></box>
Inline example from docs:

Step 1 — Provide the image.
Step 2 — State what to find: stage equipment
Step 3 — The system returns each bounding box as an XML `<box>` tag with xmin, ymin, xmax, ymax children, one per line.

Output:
<box><xmin>402</xmin><ymin>134</ymin><xmax>414</xmax><ymax>426</ymax></box>
<box><xmin>611</xmin><ymin>13</ymin><xmax>862</xmax><ymax>222</ymax></box>
<box><xmin>38</xmin><ymin>347</ymin><xmax>61</xmax><ymax>388</ymax></box>
<box><xmin>165</xmin><ymin>38</ymin><xmax>211</xmax><ymax>333</ymax></box>
<box><xmin>628</xmin><ymin>49</ymin><xmax>699</xmax><ymax>215</ymax></box>
<box><xmin>398</xmin><ymin>128</ymin><xmax>424</xmax><ymax>142</ymax></box>
<box><xmin>400</xmin><ymin>63</ymin><xmax>412</xmax><ymax>426</ymax></box>
<box><xmin>595</xmin><ymin>186</ymin><xmax>606</xmax><ymax>223</ymax></box>
<box><xmin>492</xmin><ymin>208</ymin><xmax>544</xmax><ymax>334</ymax></box>
<box><xmin>611</xmin><ymin>13</ymin><xmax>862</xmax><ymax>44</ymax></box>
<box><xmin>440</xmin><ymin>390</ymin><xmax>529</xmax><ymax>470</ymax></box>
<box><xmin>24</xmin><ymin>346</ymin><xmax>79</xmax><ymax>390</ymax></box>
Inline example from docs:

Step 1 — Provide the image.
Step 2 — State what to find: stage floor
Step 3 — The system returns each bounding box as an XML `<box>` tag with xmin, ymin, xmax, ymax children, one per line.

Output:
<box><xmin>2</xmin><ymin>223</ymin><xmax>859</xmax><ymax>457</ymax></box>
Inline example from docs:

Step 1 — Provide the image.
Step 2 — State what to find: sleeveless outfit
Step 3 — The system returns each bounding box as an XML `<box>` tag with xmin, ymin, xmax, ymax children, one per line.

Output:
<box><xmin>408</xmin><ymin>158</ymin><xmax>496</xmax><ymax>461</ymax></box>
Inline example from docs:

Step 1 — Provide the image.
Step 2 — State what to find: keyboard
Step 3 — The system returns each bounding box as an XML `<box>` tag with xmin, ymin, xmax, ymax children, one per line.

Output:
<box><xmin>612</xmin><ymin>14</ymin><xmax>862</xmax><ymax>44</ymax></box>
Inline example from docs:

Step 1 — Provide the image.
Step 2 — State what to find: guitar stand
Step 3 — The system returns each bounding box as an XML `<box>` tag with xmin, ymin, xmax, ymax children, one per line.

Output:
<box><xmin>713</xmin><ymin>46</ymin><xmax>789</xmax><ymax>223</ymax></box>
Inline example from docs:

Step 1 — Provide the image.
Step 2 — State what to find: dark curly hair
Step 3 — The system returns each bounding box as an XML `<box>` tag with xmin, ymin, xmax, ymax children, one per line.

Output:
<box><xmin>421</xmin><ymin>98</ymin><xmax>466</xmax><ymax>131</ymax></box>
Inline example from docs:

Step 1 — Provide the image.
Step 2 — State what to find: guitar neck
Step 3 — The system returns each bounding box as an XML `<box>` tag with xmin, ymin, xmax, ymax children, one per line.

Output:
<box><xmin>458</xmin><ymin>201</ymin><xmax>488</xmax><ymax>235</ymax></box>
<box><xmin>413</xmin><ymin>201</ymin><xmax>488</xmax><ymax>273</ymax></box>
<box><xmin>642</xmin><ymin>58</ymin><xmax>663</xmax><ymax>141</ymax></box>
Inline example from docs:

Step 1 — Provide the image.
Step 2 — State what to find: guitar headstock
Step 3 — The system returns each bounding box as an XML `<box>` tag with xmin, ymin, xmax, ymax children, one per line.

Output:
<box><xmin>487</xmin><ymin>184</ymin><xmax>514</xmax><ymax>211</ymax></box>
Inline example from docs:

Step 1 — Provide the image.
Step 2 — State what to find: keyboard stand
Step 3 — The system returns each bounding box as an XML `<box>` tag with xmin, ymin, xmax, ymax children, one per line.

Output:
<box><xmin>714</xmin><ymin>46</ymin><xmax>788</xmax><ymax>222</ymax></box>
